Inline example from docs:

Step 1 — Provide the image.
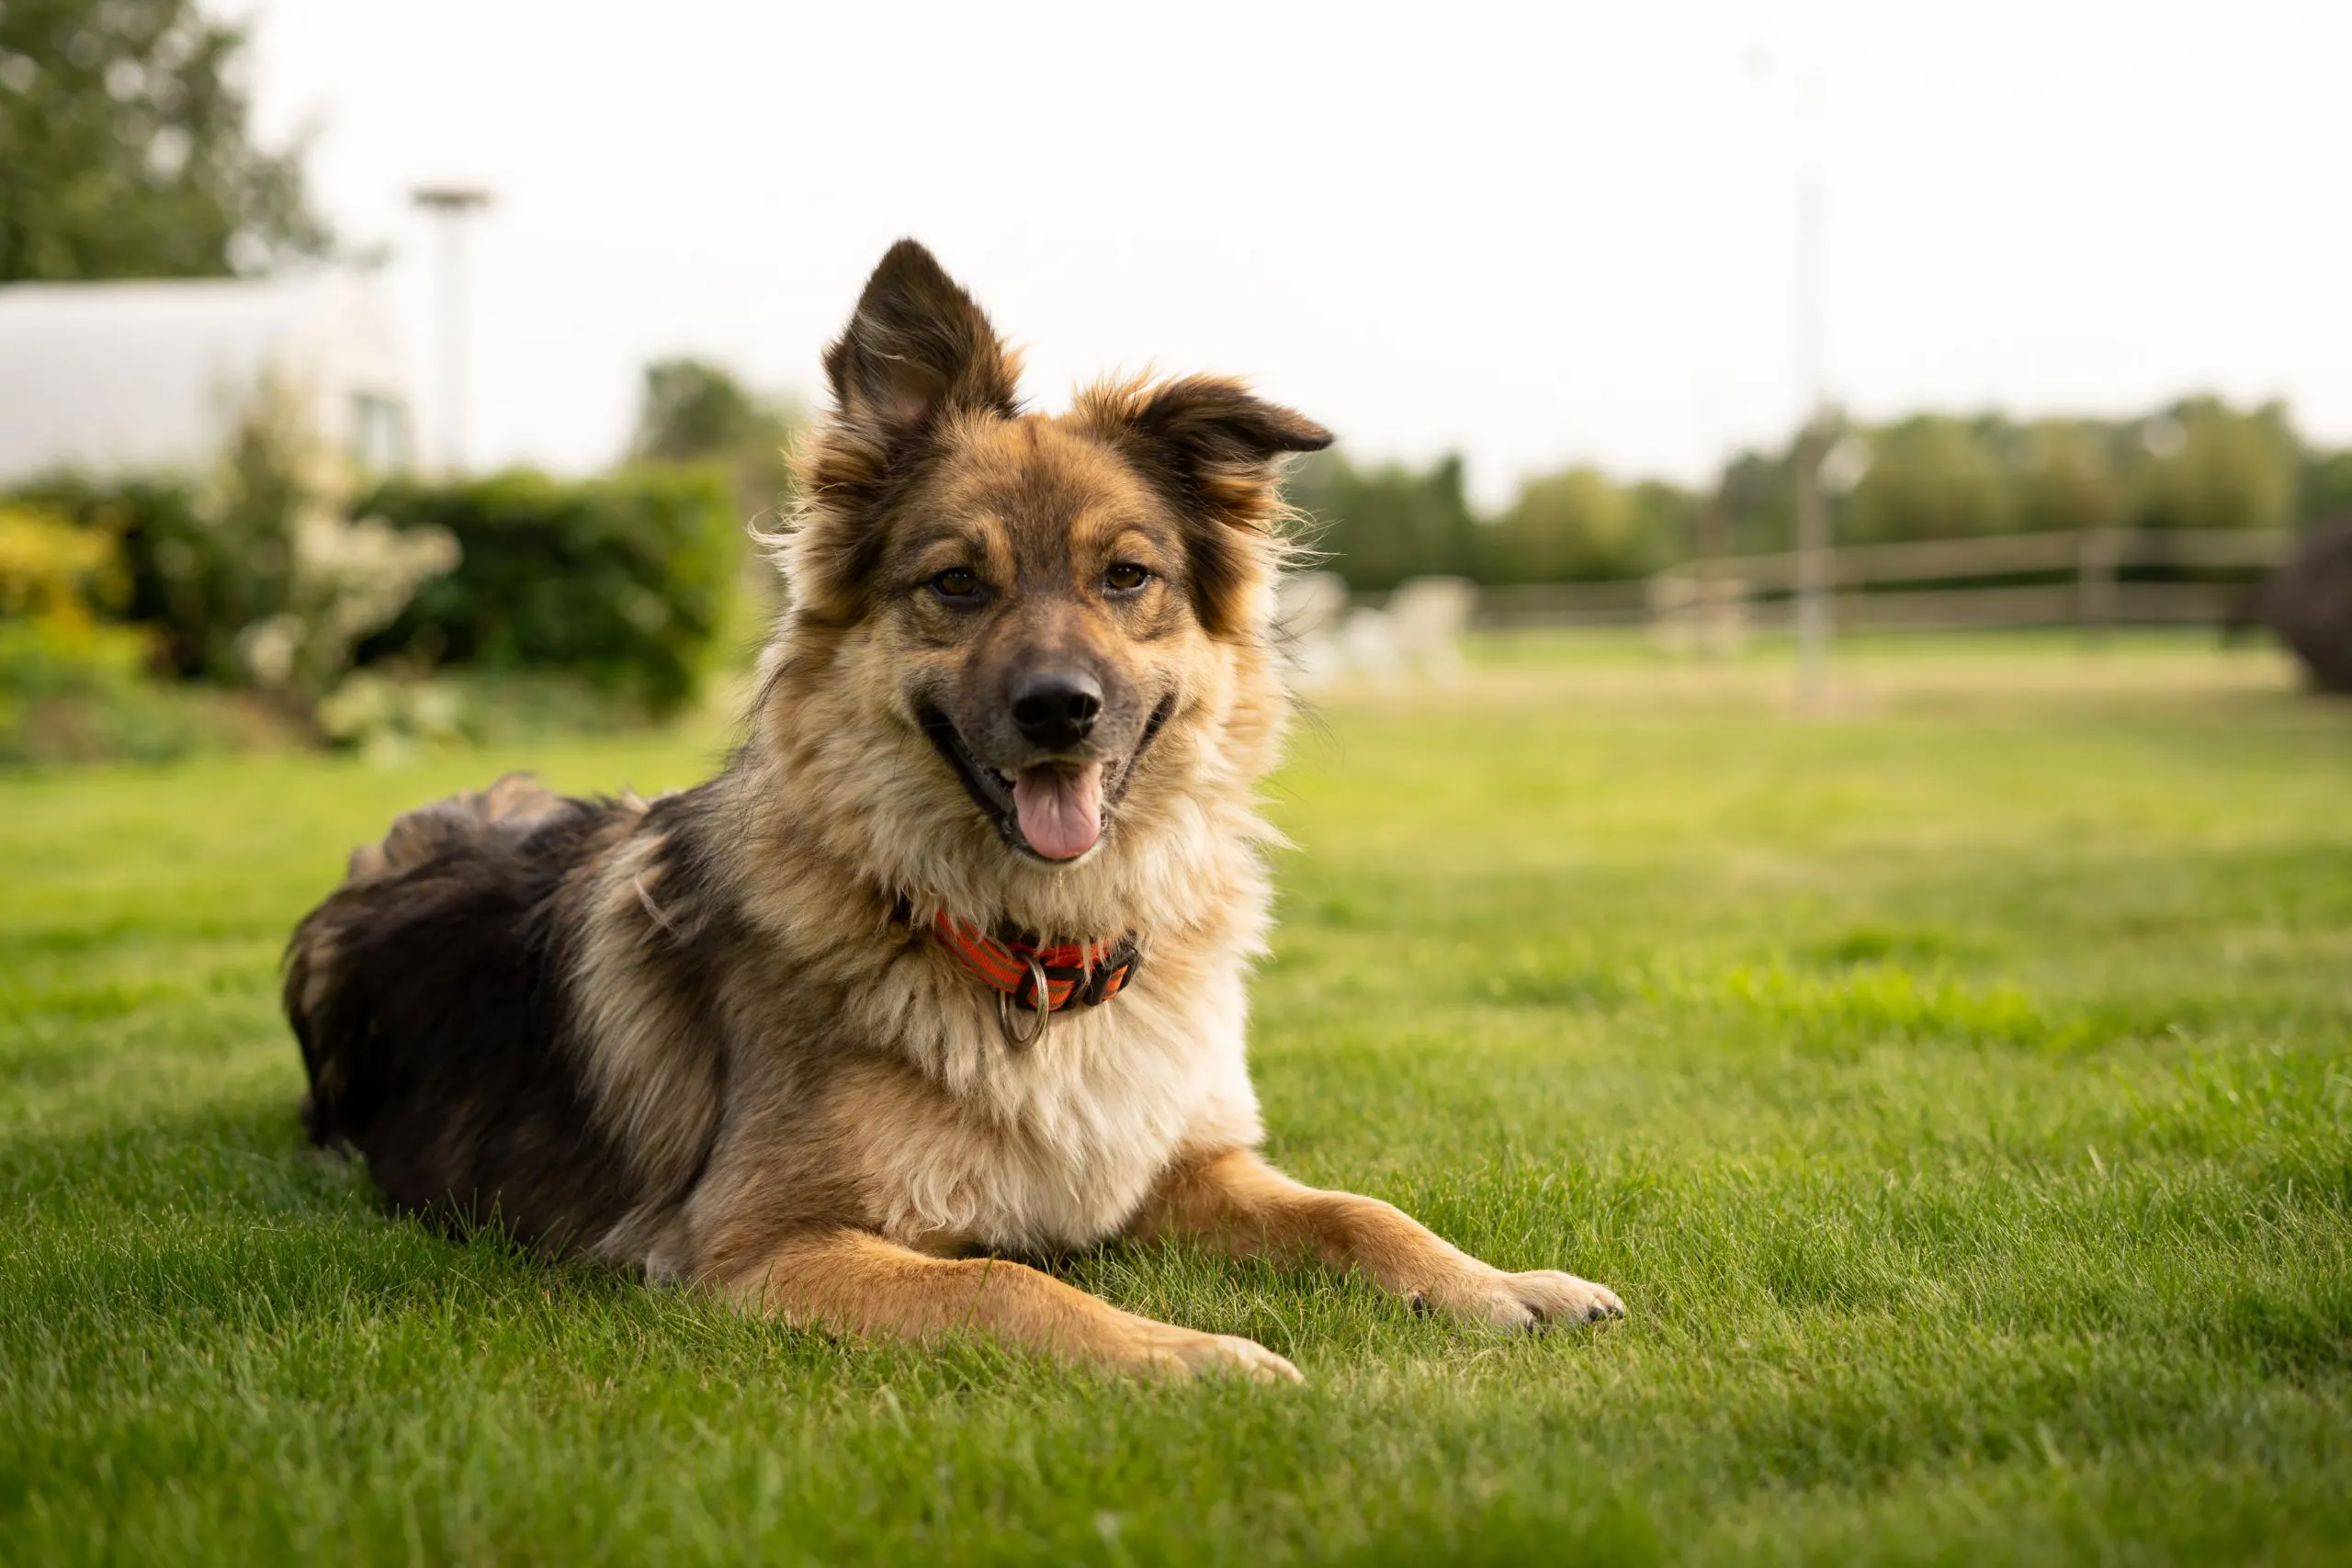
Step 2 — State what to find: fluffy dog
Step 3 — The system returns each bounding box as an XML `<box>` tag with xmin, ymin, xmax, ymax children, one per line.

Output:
<box><xmin>285</xmin><ymin>241</ymin><xmax>1623</xmax><ymax>1380</ymax></box>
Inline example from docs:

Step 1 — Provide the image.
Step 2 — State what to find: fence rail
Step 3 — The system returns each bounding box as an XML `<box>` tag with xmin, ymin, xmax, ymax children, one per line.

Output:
<box><xmin>1668</xmin><ymin>527</ymin><xmax>2291</xmax><ymax>593</ymax></box>
<box><xmin>1733</xmin><ymin>581</ymin><xmax>2254</xmax><ymax>632</ymax></box>
<box><xmin>1442</xmin><ymin>528</ymin><xmax>2291</xmax><ymax>634</ymax></box>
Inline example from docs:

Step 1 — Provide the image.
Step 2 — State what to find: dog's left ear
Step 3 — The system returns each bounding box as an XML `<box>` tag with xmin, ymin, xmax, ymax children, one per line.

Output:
<box><xmin>1079</xmin><ymin>375</ymin><xmax>1333</xmax><ymax>635</ymax></box>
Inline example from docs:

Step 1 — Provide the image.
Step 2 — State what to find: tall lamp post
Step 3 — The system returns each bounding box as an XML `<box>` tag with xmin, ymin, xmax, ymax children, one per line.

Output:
<box><xmin>410</xmin><ymin>185</ymin><xmax>492</xmax><ymax>476</ymax></box>
<box><xmin>1788</xmin><ymin>73</ymin><xmax>1834</xmax><ymax>713</ymax></box>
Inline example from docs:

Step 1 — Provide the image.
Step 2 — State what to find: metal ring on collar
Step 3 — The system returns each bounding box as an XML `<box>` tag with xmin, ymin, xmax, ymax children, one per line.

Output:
<box><xmin>997</xmin><ymin>954</ymin><xmax>1054</xmax><ymax>1048</ymax></box>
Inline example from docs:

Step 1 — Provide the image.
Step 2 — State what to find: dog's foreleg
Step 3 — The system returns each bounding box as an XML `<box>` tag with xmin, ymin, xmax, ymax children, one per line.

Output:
<box><xmin>1128</xmin><ymin>1147</ymin><xmax>1624</xmax><ymax>1328</ymax></box>
<box><xmin>716</xmin><ymin>1228</ymin><xmax>1302</xmax><ymax>1381</ymax></box>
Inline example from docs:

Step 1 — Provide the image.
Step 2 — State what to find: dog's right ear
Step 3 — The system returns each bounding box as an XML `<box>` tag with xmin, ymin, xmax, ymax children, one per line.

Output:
<box><xmin>788</xmin><ymin>243</ymin><xmax>1021</xmax><ymax>624</ymax></box>
<box><xmin>820</xmin><ymin>240</ymin><xmax>1022</xmax><ymax>461</ymax></box>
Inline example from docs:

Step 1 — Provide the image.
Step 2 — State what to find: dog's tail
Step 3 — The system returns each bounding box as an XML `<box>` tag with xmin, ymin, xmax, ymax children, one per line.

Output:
<box><xmin>339</xmin><ymin>772</ymin><xmax>571</xmax><ymax>886</ymax></box>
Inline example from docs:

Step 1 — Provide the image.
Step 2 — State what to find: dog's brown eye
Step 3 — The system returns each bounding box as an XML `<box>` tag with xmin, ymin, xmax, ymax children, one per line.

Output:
<box><xmin>1104</xmin><ymin>562</ymin><xmax>1150</xmax><ymax>594</ymax></box>
<box><xmin>931</xmin><ymin>569</ymin><xmax>983</xmax><ymax>603</ymax></box>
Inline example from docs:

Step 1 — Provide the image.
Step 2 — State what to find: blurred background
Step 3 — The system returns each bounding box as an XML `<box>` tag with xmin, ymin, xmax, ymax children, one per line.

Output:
<box><xmin>4</xmin><ymin>0</ymin><xmax>2350</xmax><ymax>763</ymax></box>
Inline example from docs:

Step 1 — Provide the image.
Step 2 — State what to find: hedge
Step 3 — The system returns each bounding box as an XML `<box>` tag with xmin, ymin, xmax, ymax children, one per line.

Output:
<box><xmin>356</xmin><ymin>465</ymin><xmax>740</xmax><ymax>714</ymax></box>
<box><xmin>11</xmin><ymin>471</ymin><xmax>294</xmax><ymax>683</ymax></box>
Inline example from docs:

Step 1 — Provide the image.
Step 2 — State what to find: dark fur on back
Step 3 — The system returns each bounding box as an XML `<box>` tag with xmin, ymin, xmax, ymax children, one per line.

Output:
<box><xmin>287</xmin><ymin>780</ymin><xmax>647</xmax><ymax>1247</ymax></box>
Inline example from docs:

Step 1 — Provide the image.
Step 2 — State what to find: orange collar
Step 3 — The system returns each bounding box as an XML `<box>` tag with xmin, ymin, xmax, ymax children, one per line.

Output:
<box><xmin>927</xmin><ymin>909</ymin><xmax>1144</xmax><ymax>1021</ymax></box>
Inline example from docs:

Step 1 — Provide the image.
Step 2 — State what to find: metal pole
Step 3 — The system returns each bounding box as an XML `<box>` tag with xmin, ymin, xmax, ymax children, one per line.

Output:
<box><xmin>1793</xmin><ymin>417</ymin><xmax>1829</xmax><ymax>706</ymax></box>
<box><xmin>1791</xmin><ymin>82</ymin><xmax>1831</xmax><ymax>712</ymax></box>
<box><xmin>438</xmin><ymin>214</ymin><xmax>464</xmax><ymax>474</ymax></box>
<box><xmin>1691</xmin><ymin>377</ymin><xmax>1736</xmax><ymax>660</ymax></box>
<box><xmin>2077</xmin><ymin>525</ymin><xmax>2120</xmax><ymax>653</ymax></box>
<box><xmin>411</xmin><ymin>186</ymin><xmax>491</xmax><ymax>477</ymax></box>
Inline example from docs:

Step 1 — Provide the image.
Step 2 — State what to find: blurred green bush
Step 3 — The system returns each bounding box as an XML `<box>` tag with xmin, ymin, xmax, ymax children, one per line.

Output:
<box><xmin>356</xmin><ymin>465</ymin><xmax>740</xmax><ymax>716</ymax></box>
<box><xmin>17</xmin><ymin>442</ymin><xmax>298</xmax><ymax>685</ymax></box>
<box><xmin>0</xmin><ymin>503</ymin><xmax>209</xmax><ymax>764</ymax></box>
<box><xmin>7</xmin><ymin>446</ymin><xmax>737</xmax><ymax>750</ymax></box>
<box><xmin>13</xmin><ymin>388</ymin><xmax>458</xmax><ymax>715</ymax></box>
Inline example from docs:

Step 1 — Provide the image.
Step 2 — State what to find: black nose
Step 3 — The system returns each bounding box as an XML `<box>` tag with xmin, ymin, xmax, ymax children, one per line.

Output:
<box><xmin>1010</xmin><ymin>671</ymin><xmax>1102</xmax><ymax>751</ymax></box>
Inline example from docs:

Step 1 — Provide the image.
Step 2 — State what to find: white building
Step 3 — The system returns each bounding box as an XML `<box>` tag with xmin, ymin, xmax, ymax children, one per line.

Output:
<box><xmin>0</xmin><ymin>271</ymin><xmax>413</xmax><ymax>484</ymax></box>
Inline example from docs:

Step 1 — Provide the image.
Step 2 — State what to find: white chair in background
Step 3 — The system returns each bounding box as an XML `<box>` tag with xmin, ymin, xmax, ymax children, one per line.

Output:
<box><xmin>1274</xmin><ymin>570</ymin><xmax>1476</xmax><ymax>685</ymax></box>
<box><xmin>1274</xmin><ymin>570</ymin><xmax>1351</xmax><ymax>687</ymax></box>
<box><xmin>1384</xmin><ymin>575</ymin><xmax>1476</xmax><ymax>680</ymax></box>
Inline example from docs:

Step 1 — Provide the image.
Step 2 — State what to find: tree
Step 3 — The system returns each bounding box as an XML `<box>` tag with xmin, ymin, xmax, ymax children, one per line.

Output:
<box><xmin>1287</xmin><ymin>452</ymin><xmax>1481</xmax><ymax>592</ymax></box>
<box><xmin>2015</xmin><ymin>420</ymin><xmax>2128</xmax><ymax>536</ymax></box>
<box><xmin>630</xmin><ymin>359</ymin><xmax>773</xmax><ymax>463</ymax></box>
<box><xmin>1717</xmin><ymin>446</ymin><xmax>1797</xmax><ymax>556</ymax></box>
<box><xmin>2301</xmin><ymin>447</ymin><xmax>2352</xmax><ymax>528</ymax></box>
<box><xmin>1842</xmin><ymin>414</ymin><xmax>2017</xmax><ymax>545</ymax></box>
<box><xmin>626</xmin><ymin>357</ymin><xmax>801</xmax><ymax>527</ymax></box>
<box><xmin>0</xmin><ymin>0</ymin><xmax>331</xmax><ymax>282</ymax></box>
<box><xmin>1486</xmin><ymin>466</ymin><xmax>1685</xmax><ymax>583</ymax></box>
<box><xmin>1627</xmin><ymin>479</ymin><xmax>1701</xmax><ymax>570</ymax></box>
<box><xmin>2131</xmin><ymin>399</ymin><xmax>2298</xmax><ymax>533</ymax></box>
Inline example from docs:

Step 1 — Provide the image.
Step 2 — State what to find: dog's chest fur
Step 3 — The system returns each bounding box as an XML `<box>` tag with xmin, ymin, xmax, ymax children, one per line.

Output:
<box><xmin>840</xmin><ymin>971</ymin><xmax>1264</xmax><ymax>1255</ymax></box>
<box><xmin>567</xmin><ymin>794</ymin><xmax>1275</xmax><ymax>1272</ymax></box>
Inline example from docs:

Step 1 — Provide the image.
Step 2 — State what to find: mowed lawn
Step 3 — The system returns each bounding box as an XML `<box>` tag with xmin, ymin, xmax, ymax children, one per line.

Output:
<box><xmin>4</xmin><ymin>637</ymin><xmax>2349</xmax><ymax>1565</ymax></box>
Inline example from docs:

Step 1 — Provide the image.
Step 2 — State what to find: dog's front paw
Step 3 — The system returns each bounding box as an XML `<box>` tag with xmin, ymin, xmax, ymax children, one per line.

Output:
<box><xmin>1424</xmin><ymin>1267</ymin><xmax>1625</xmax><ymax>1330</ymax></box>
<box><xmin>1138</xmin><ymin>1327</ymin><xmax>1305</xmax><ymax>1383</ymax></box>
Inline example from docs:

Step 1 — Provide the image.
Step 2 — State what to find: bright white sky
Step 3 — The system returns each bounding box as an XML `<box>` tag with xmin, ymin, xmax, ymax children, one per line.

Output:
<box><xmin>238</xmin><ymin>0</ymin><xmax>2352</xmax><ymax>503</ymax></box>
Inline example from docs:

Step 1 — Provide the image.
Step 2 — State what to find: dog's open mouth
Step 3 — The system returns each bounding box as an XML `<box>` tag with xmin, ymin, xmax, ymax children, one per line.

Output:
<box><xmin>920</xmin><ymin>698</ymin><xmax>1172</xmax><ymax>863</ymax></box>
<box><xmin>1010</xmin><ymin>762</ymin><xmax>1103</xmax><ymax>860</ymax></box>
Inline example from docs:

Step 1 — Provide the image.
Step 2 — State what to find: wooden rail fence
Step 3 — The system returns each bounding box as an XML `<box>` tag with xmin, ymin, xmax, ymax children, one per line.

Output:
<box><xmin>1445</xmin><ymin>528</ymin><xmax>2292</xmax><ymax>636</ymax></box>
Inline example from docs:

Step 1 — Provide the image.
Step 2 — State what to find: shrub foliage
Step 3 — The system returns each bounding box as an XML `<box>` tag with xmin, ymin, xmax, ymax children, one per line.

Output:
<box><xmin>356</xmin><ymin>466</ymin><xmax>740</xmax><ymax>714</ymax></box>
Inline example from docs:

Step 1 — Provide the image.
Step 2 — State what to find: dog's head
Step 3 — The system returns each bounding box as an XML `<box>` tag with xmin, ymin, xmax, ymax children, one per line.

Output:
<box><xmin>763</xmin><ymin>242</ymin><xmax>1329</xmax><ymax>905</ymax></box>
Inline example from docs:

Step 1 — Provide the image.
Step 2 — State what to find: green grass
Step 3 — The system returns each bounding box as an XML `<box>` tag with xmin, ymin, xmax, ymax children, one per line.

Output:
<box><xmin>4</xmin><ymin>636</ymin><xmax>2349</xmax><ymax>1565</ymax></box>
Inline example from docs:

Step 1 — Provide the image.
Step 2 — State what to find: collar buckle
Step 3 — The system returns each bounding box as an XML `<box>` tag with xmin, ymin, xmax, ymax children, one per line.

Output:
<box><xmin>1077</xmin><ymin>934</ymin><xmax>1143</xmax><ymax>1008</ymax></box>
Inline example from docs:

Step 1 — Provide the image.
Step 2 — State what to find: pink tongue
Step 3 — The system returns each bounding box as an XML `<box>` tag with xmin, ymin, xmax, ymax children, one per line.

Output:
<box><xmin>1012</xmin><ymin>762</ymin><xmax>1104</xmax><ymax>860</ymax></box>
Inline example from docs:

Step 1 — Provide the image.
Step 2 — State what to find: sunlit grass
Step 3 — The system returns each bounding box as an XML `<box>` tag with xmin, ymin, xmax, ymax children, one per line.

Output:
<box><xmin>4</xmin><ymin>637</ymin><xmax>2347</xmax><ymax>1564</ymax></box>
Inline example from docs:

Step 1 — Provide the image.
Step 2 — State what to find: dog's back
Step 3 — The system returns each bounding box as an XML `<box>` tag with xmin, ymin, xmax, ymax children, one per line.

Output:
<box><xmin>285</xmin><ymin>775</ymin><xmax>643</xmax><ymax>1247</ymax></box>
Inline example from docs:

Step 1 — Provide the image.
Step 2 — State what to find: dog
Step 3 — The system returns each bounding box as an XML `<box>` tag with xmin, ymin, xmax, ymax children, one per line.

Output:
<box><xmin>285</xmin><ymin>241</ymin><xmax>1624</xmax><ymax>1381</ymax></box>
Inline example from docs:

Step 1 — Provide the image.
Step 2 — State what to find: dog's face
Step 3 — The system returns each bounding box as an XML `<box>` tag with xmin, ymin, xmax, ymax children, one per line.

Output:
<box><xmin>774</xmin><ymin>242</ymin><xmax>1329</xmax><ymax>882</ymax></box>
<box><xmin>887</xmin><ymin>424</ymin><xmax>1198</xmax><ymax>863</ymax></box>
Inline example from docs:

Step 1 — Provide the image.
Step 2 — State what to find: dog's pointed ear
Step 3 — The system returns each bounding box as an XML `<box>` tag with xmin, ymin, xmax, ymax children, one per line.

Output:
<box><xmin>821</xmin><ymin>240</ymin><xmax>1022</xmax><ymax>448</ymax></box>
<box><xmin>1078</xmin><ymin>375</ymin><xmax>1332</xmax><ymax>634</ymax></box>
<box><xmin>1080</xmin><ymin>375</ymin><xmax>1331</xmax><ymax>525</ymax></box>
<box><xmin>786</xmin><ymin>243</ymin><xmax>1020</xmax><ymax>624</ymax></box>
